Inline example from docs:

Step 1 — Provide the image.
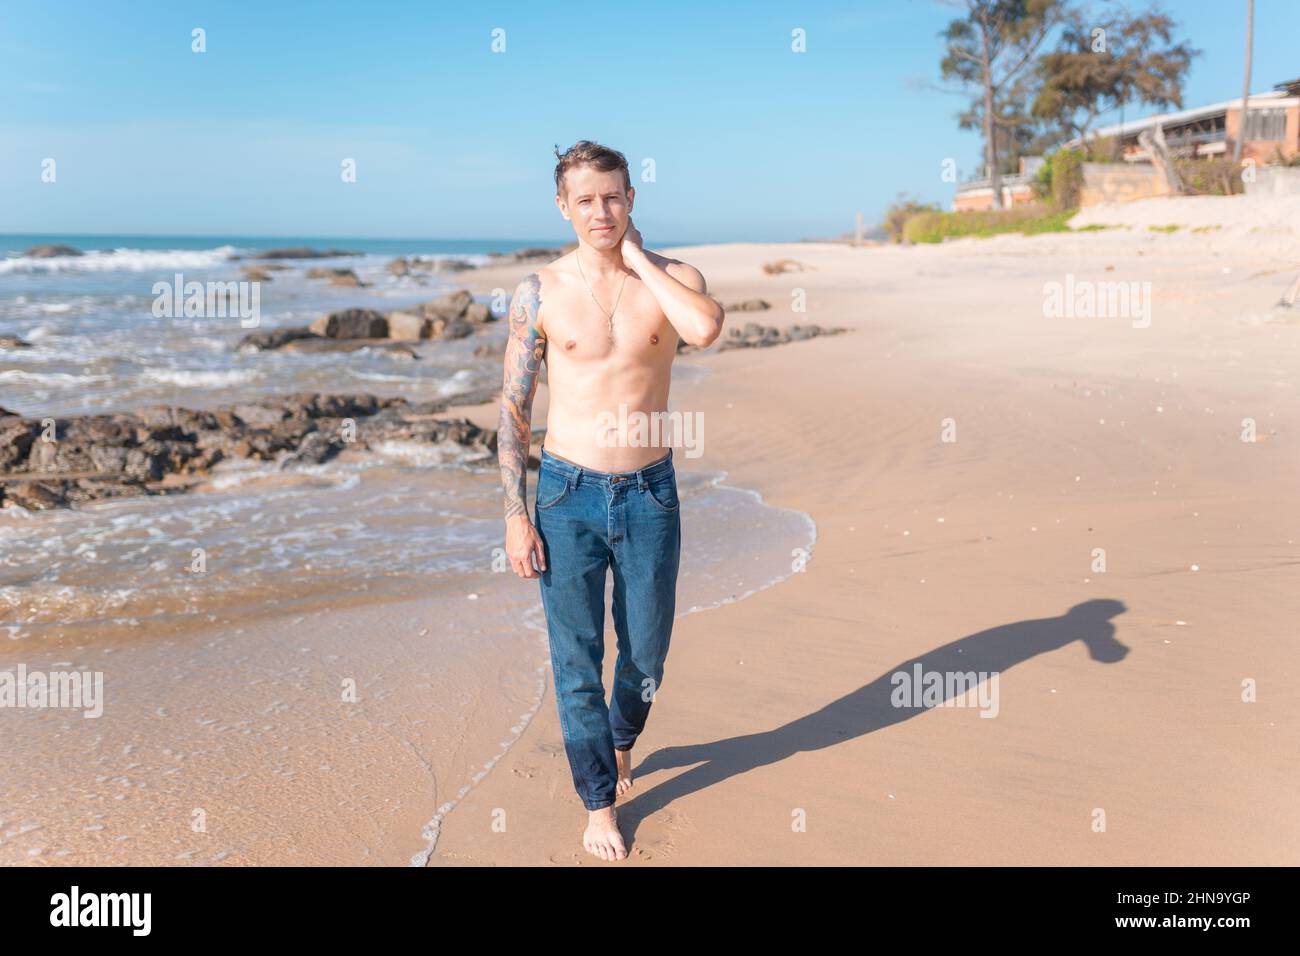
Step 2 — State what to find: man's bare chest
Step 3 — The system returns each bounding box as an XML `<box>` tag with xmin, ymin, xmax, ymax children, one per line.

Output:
<box><xmin>539</xmin><ymin>280</ymin><xmax>674</xmax><ymax>363</ymax></box>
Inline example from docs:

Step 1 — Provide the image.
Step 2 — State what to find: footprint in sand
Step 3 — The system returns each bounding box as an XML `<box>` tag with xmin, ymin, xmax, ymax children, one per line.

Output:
<box><xmin>633</xmin><ymin>833</ymin><xmax>678</xmax><ymax>861</ymax></box>
<box><xmin>658</xmin><ymin>807</ymin><xmax>692</xmax><ymax>832</ymax></box>
<box><xmin>630</xmin><ymin>809</ymin><xmax>689</xmax><ymax>860</ymax></box>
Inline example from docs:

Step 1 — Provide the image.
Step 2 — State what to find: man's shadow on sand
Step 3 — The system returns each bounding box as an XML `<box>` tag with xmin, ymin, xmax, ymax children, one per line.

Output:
<box><xmin>622</xmin><ymin>597</ymin><xmax>1130</xmax><ymax>836</ymax></box>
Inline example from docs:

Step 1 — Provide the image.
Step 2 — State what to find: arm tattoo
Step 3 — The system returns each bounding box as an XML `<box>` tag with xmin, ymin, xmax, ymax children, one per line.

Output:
<box><xmin>498</xmin><ymin>273</ymin><xmax>546</xmax><ymax>519</ymax></box>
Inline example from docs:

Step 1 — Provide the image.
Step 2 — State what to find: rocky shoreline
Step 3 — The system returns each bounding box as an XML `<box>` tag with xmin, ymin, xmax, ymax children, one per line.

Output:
<box><xmin>677</xmin><ymin>311</ymin><xmax>850</xmax><ymax>354</ymax></box>
<box><xmin>235</xmin><ymin>288</ymin><xmax>497</xmax><ymax>353</ymax></box>
<box><xmin>0</xmin><ymin>386</ymin><xmax>513</xmax><ymax>512</ymax></box>
<box><xmin>0</xmin><ymin>310</ymin><xmax>848</xmax><ymax>513</ymax></box>
<box><xmin>1</xmin><ymin>250</ymin><xmax>850</xmax><ymax>513</ymax></box>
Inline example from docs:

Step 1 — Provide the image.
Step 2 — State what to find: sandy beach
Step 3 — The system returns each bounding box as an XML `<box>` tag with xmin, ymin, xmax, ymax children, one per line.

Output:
<box><xmin>429</xmin><ymin>195</ymin><xmax>1300</xmax><ymax>865</ymax></box>
<box><xmin>3</xmin><ymin>195</ymin><xmax>1298</xmax><ymax>867</ymax></box>
<box><xmin>6</xmin><ymin>0</ymin><xmax>1300</xmax><ymax>879</ymax></box>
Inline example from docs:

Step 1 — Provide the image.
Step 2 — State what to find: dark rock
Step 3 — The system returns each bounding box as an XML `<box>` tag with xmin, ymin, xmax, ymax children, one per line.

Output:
<box><xmin>417</xmin><ymin>289</ymin><xmax>473</xmax><ymax>321</ymax></box>
<box><xmin>233</xmin><ymin>292</ymin><xmax>492</xmax><ymax>351</ymax></box>
<box><xmin>67</xmin><ymin>476</ymin><xmax>152</xmax><ymax>503</ymax></box>
<box><xmin>304</xmin><ymin>267</ymin><xmax>366</xmax><ymax>287</ymax></box>
<box><xmin>0</xmin><ymin>418</ymin><xmax>38</xmax><ymax>471</ymax></box>
<box><xmin>2</xmin><ymin>480</ymin><xmax>69</xmax><ymax>510</ymax></box>
<box><xmin>230</xmin><ymin>403</ymin><xmax>292</xmax><ymax>429</ymax></box>
<box><xmin>464</xmin><ymin>302</ymin><xmax>494</xmax><ymax>324</ymax></box>
<box><xmin>676</xmin><ymin>321</ymin><xmax>849</xmax><ymax>355</ymax></box>
<box><xmin>23</xmin><ymin>244</ymin><xmax>82</xmax><ymax>258</ymax></box>
<box><xmin>278</xmin><ymin>337</ymin><xmax>406</xmax><ymax>354</ymax></box>
<box><xmin>309</xmin><ymin>309</ymin><xmax>388</xmax><ymax>339</ymax></box>
<box><xmin>430</xmin><ymin>258</ymin><xmax>475</xmax><ymax>273</ymax></box>
<box><xmin>388</xmin><ymin>311</ymin><xmax>432</xmax><ymax>340</ymax></box>
<box><xmin>441</xmin><ymin>318</ymin><xmax>475</xmax><ymax>341</ymax></box>
<box><xmin>486</xmin><ymin>246</ymin><xmax>573</xmax><ymax>264</ymax></box>
<box><xmin>236</xmin><ymin>326</ymin><xmax>317</xmax><ymax>351</ymax></box>
<box><xmin>279</xmin><ymin>430</ymin><xmax>344</xmax><ymax>468</ymax></box>
<box><xmin>400</xmin><ymin>256</ymin><xmax>474</xmax><ymax>274</ymax></box>
<box><xmin>252</xmin><ymin>248</ymin><xmax>363</xmax><ymax>260</ymax></box>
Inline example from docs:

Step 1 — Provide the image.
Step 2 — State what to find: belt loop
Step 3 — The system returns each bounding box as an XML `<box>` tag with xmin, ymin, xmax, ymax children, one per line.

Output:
<box><xmin>574</xmin><ymin>465</ymin><xmax>583</xmax><ymax>488</ymax></box>
<box><xmin>637</xmin><ymin>467</ymin><xmax>646</xmax><ymax>492</ymax></box>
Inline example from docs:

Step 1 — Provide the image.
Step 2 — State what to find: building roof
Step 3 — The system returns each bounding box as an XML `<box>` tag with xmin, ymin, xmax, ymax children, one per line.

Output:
<box><xmin>1069</xmin><ymin>89</ymin><xmax>1299</xmax><ymax>145</ymax></box>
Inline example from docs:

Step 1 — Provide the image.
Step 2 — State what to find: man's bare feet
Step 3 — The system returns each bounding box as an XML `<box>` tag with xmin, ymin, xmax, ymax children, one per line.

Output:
<box><xmin>583</xmin><ymin>806</ymin><xmax>627</xmax><ymax>861</ymax></box>
<box><xmin>614</xmin><ymin>747</ymin><xmax>634</xmax><ymax>796</ymax></box>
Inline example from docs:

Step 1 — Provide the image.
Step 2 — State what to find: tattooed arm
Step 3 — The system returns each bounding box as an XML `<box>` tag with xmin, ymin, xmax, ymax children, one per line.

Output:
<box><xmin>498</xmin><ymin>273</ymin><xmax>549</xmax><ymax>576</ymax></box>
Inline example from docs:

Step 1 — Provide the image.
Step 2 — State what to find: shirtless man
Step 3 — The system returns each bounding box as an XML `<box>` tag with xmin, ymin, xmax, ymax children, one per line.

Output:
<box><xmin>497</xmin><ymin>141</ymin><xmax>723</xmax><ymax>861</ymax></box>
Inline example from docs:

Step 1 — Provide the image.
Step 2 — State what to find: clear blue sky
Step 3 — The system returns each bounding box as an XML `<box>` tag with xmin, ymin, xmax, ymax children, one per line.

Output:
<box><xmin>1</xmin><ymin>0</ymin><xmax>1293</xmax><ymax>242</ymax></box>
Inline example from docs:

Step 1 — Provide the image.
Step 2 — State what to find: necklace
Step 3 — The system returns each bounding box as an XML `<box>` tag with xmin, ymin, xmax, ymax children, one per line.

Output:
<box><xmin>575</xmin><ymin>249</ymin><xmax>628</xmax><ymax>339</ymax></box>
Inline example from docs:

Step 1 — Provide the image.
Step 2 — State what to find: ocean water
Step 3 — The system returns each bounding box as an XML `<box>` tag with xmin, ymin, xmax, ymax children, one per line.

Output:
<box><xmin>0</xmin><ymin>235</ymin><xmax>545</xmax><ymax>416</ymax></box>
<box><xmin>0</xmin><ymin>236</ymin><xmax>816</xmax><ymax>864</ymax></box>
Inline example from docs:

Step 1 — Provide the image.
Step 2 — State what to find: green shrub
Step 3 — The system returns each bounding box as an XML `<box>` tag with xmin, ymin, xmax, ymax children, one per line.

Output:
<box><xmin>1174</xmin><ymin>158</ymin><xmax>1243</xmax><ymax>196</ymax></box>
<box><xmin>1032</xmin><ymin>160</ymin><xmax>1053</xmax><ymax>200</ymax></box>
<box><xmin>1049</xmin><ymin>148</ymin><xmax>1085</xmax><ymax>209</ymax></box>
<box><xmin>881</xmin><ymin>194</ymin><xmax>942</xmax><ymax>243</ymax></box>
<box><xmin>900</xmin><ymin>203</ymin><xmax>1079</xmax><ymax>243</ymax></box>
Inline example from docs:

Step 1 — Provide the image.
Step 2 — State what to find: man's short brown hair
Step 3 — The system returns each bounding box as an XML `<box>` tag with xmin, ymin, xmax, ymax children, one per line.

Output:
<box><xmin>554</xmin><ymin>140</ymin><xmax>631</xmax><ymax>199</ymax></box>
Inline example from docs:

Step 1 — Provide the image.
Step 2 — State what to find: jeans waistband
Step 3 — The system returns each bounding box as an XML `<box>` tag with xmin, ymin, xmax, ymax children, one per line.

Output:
<box><xmin>540</xmin><ymin>446</ymin><xmax>673</xmax><ymax>485</ymax></box>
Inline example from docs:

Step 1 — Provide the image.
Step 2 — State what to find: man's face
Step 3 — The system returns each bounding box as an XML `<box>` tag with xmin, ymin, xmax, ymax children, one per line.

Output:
<box><xmin>557</xmin><ymin>165</ymin><xmax>634</xmax><ymax>248</ymax></box>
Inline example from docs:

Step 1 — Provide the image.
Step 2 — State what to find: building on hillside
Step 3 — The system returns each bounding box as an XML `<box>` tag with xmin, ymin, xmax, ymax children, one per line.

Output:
<box><xmin>1069</xmin><ymin>78</ymin><xmax>1300</xmax><ymax>164</ymax></box>
<box><xmin>952</xmin><ymin>79</ymin><xmax>1300</xmax><ymax>211</ymax></box>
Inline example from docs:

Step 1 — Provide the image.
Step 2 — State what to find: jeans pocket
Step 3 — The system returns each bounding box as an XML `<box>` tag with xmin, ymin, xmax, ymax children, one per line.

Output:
<box><xmin>536</xmin><ymin>470</ymin><xmax>572</xmax><ymax>510</ymax></box>
<box><xmin>644</xmin><ymin>473</ymin><xmax>680</xmax><ymax>512</ymax></box>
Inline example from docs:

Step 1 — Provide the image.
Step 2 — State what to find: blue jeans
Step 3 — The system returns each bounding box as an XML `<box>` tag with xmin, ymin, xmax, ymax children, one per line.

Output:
<box><xmin>534</xmin><ymin>446</ymin><xmax>681</xmax><ymax>811</ymax></box>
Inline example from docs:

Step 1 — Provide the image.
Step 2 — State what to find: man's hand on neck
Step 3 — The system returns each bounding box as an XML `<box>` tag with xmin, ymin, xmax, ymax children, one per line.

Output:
<box><xmin>619</xmin><ymin>218</ymin><xmax>646</xmax><ymax>274</ymax></box>
<box><xmin>579</xmin><ymin>233</ymin><xmax>637</xmax><ymax>280</ymax></box>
